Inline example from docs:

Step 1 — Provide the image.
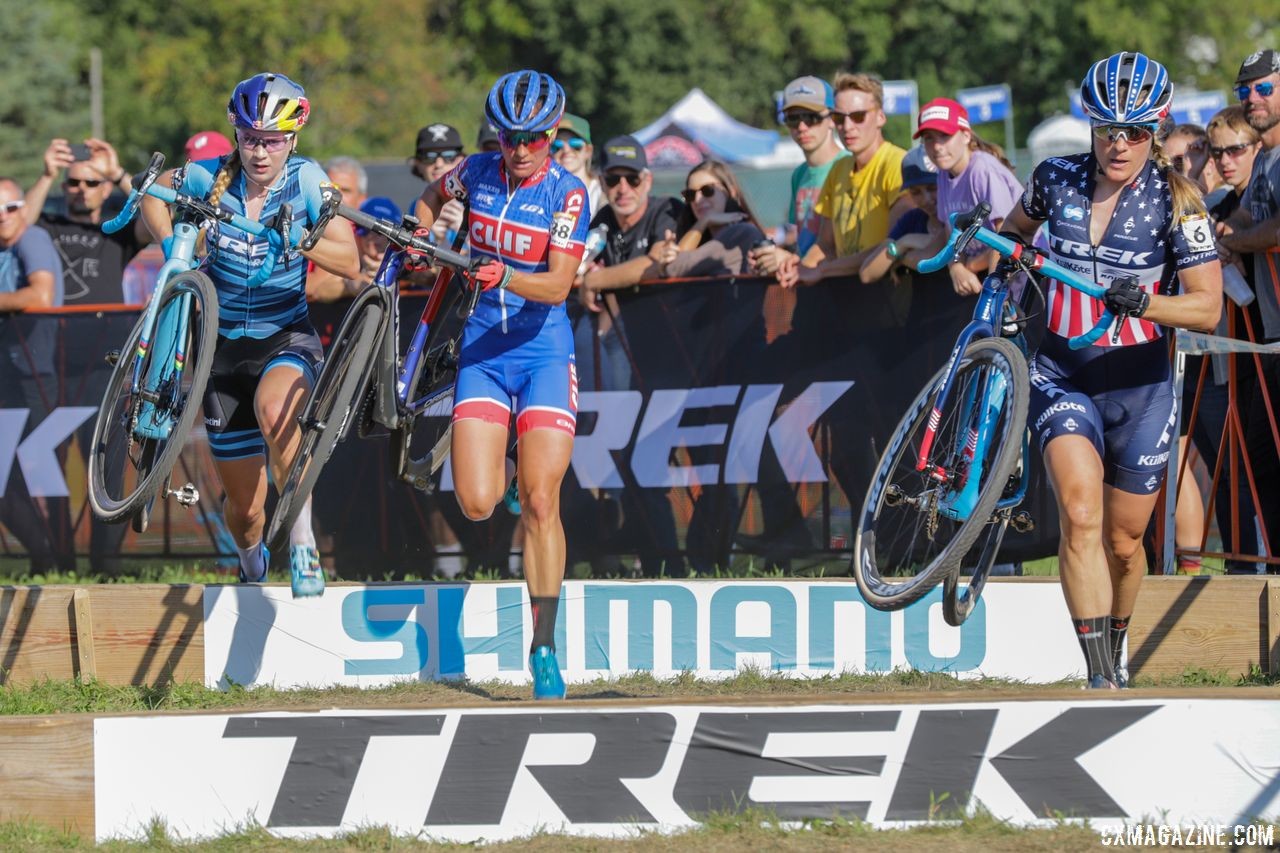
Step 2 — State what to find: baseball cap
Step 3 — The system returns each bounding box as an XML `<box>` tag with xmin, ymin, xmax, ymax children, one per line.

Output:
<box><xmin>780</xmin><ymin>76</ymin><xmax>835</xmax><ymax>113</ymax></box>
<box><xmin>356</xmin><ymin>196</ymin><xmax>402</xmax><ymax>235</ymax></box>
<box><xmin>600</xmin><ymin>135</ymin><xmax>647</xmax><ymax>172</ymax></box>
<box><xmin>558</xmin><ymin>113</ymin><xmax>592</xmax><ymax>143</ymax></box>
<box><xmin>1236</xmin><ymin>49</ymin><xmax>1280</xmax><ymax>85</ymax></box>
<box><xmin>900</xmin><ymin>145</ymin><xmax>938</xmax><ymax>189</ymax></box>
<box><xmin>415</xmin><ymin>124</ymin><xmax>463</xmax><ymax>157</ymax></box>
<box><xmin>184</xmin><ymin>130</ymin><xmax>234</xmax><ymax>161</ymax></box>
<box><xmin>476</xmin><ymin>122</ymin><xmax>499</xmax><ymax>149</ymax></box>
<box><xmin>913</xmin><ymin>98</ymin><xmax>971</xmax><ymax>138</ymax></box>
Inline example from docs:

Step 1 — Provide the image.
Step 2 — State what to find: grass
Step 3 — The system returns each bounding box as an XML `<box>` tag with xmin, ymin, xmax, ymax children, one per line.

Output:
<box><xmin>0</xmin><ymin>665</ymin><xmax>1273</xmax><ymax>717</ymax></box>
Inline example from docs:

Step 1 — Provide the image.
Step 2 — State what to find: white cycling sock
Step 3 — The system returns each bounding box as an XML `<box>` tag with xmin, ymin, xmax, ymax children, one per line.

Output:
<box><xmin>237</xmin><ymin>541</ymin><xmax>266</xmax><ymax>581</ymax></box>
<box><xmin>290</xmin><ymin>496</ymin><xmax>316</xmax><ymax>550</ymax></box>
<box><xmin>436</xmin><ymin>552</ymin><xmax>465</xmax><ymax>579</ymax></box>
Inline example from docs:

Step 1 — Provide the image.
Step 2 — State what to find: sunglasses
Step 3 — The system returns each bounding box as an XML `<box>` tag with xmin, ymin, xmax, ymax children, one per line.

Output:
<box><xmin>603</xmin><ymin>172</ymin><xmax>643</xmax><ymax>188</ymax></box>
<box><xmin>0</xmin><ymin>200</ymin><xmax>26</xmax><ymax>214</ymax></box>
<box><xmin>783</xmin><ymin>110</ymin><xmax>829</xmax><ymax>129</ymax></box>
<box><xmin>420</xmin><ymin>149</ymin><xmax>461</xmax><ymax>164</ymax></box>
<box><xmin>64</xmin><ymin>178</ymin><xmax>105</xmax><ymax>188</ymax></box>
<box><xmin>1091</xmin><ymin>123</ymin><xmax>1156</xmax><ymax>144</ymax></box>
<box><xmin>498</xmin><ymin>129</ymin><xmax>553</xmax><ymax>150</ymax></box>
<box><xmin>681</xmin><ymin>185</ymin><xmax>723</xmax><ymax>203</ymax></box>
<box><xmin>831</xmin><ymin>109</ymin><xmax>872</xmax><ymax>125</ymax></box>
<box><xmin>1209</xmin><ymin>142</ymin><xmax>1254</xmax><ymax>160</ymax></box>
<box><xmin>1236</xmin><ymin>81</ymin><xmax>1276</xmax><ymax>100</ymax></box>
<box><xmin>551</xmin><ymin>137</ymin><xmax>586</xmax><ymax>153</ymax></box>
<box><xmin>237</xmin><ymin>132</ymin><xmax>295</xmax><ymax>152</ymax></box>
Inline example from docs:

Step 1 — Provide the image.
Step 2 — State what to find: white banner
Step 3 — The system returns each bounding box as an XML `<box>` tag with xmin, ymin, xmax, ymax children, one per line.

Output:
<box><xmin>94</xmin><ymin>699</ymin><xmax>1280</xmax><ymax>843</ymax></box>
<box><xmin>203</xmin><ymin>581</ymin><xmax>1082</xmax><ymax>689</ymax></box>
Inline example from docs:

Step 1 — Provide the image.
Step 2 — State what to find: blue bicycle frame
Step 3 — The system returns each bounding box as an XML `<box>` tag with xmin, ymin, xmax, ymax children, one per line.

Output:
<box><xmin>915</xmin><ymin>207</ymin><xmax>1115</xmax><ymax>523</ymax></box>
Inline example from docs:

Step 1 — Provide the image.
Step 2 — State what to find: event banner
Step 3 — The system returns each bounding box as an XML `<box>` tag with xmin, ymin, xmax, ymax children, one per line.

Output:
<box><xmin>203</xmin><ymin>580</ymin><xmax>1083</xmax><ymax>689</ymax></box>
<box><xmin>94</xmin><ymin>699</ymin><xmax>1280</xmax><ymax>842</ymax></box>
<box><xmin>0</xmin><ymin>275</ymin><xmax>1063</xmax><ymax>572</ymax></box>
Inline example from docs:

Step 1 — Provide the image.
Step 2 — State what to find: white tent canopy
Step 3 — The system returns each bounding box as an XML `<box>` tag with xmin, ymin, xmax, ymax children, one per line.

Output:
<box><xmin>631</xmin><ymin>88</ymin><xmax>802</xmax><ymax>169</ymax></box>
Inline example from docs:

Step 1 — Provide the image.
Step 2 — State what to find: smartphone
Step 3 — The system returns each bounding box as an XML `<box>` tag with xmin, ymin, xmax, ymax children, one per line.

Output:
<box><xmin>68</xmin><ymin>143</ymin><xmax>91</xmax><ymax>162</ymax></box>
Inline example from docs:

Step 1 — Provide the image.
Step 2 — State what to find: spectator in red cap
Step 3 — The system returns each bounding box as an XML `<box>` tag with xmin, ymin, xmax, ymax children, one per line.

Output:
<box><xmin>184</xmin><ymin>130</ymin><xmax>234</xmax><ymax>162</ymax></box>
<box><xmin>914</xmin><ymin>97</ymin><xmax>1021</xmax><ymax>295</ymax></box>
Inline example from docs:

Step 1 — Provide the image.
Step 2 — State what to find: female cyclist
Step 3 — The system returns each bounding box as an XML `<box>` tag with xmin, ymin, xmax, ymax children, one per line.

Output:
<box><xmin>412</xmin><ymin>70</ymin><xmax>588</xmax><ymax>700</ymax></box>
<box><xmin>1003</xmin><ymin>52</ymin><xmax>1222</xmax><ymax>687</ymax></box>
<box><xmin>140</xmin><ymin>73</ymin><xmax>359</xmax><ymax>597</ymax></box>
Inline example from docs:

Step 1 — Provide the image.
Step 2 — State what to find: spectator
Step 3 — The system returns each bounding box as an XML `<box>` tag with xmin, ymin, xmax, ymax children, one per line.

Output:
<box><xmin>574</xmin><ymin>135</ymin><xmax>683</xmax><ymax>577</ymax></box>
<box><xmin>776</xmin><ymin>72</ymin><xmax>909</xmax><ymax>289</ymax></box>
<box><xmin>777</xmin><ymin>76</ymin><xmax>848</xmax><ymax>255</ymax></box>
<box><xmin>476</xmin><ymin>122</ymin><xmax>501</xmax><ymax>153</ymax></box>
<box><xmin>1202</xmin><ymin>105</ymin><xmax>1263</xmax><ymax>573</ymax></box>
<box><xmin>183</xmin><ymin>130</ymin><xmax>234</xmax><ymax>163</ymax></box>
<box><xmin>0</xmin><ymin>176</ymin><xmax>64</xmax><ymax>572</ymax></box>
<box><xmin>1164</xmin><ymin>123</ymin><xmax>1218</xmax><ymax>195</ymax></box>
<box><xmin>24</xmin><ymin>138</ymin><xmax>148</xmax><ymax>305</ymax></box>
<box><xmin>1219</xmin><ymin>48</ymin><xmax>1280</xmax><ymax>570</ymax></box>
<box><xmin>552</xmin><ymin>113</ymin><xmax>603</xmax><ymax>218</ymax></box>
<box><xmin>350</xmin><ymin>196</ymin><xmax>402</xmax><ymax>291</ymax></box>
<box><xmin>307</xmin><ymin>156</ymin><xmax>370</xmax><ymax>302</ymax></box>
<box><xmin>915</xmin><ymin>98</ymin><xmax>1023</xmax><ymax>296</ymax></box>
<box><xmin>859</xmin><ymin>145</ymin><xmax>943</xmax><ymax>283</ymax></box>
<box><xmin>409</xmin><ymin>123</ymin><xmax>466</xmax><ymax>247</ymax></box>
<box><xmin>646</xmin><ymin>159</ymin><xmax>765</xmax><ymax>278</ymax></box>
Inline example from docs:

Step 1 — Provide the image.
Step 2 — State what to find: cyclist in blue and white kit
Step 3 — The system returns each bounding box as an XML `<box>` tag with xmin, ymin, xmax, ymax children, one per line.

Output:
<box><xmin>1004</xmin><ymin>53</ymin><xmax>1222</xmax><ymax>687</ymax></box>
<box><xmin>413</xmin><ymin>71</ymin><xmax>588</xmax><ymax>699</ymax></box>
<box><xmin>141</xmin><ymin>73</ymin><xmax>359</xmax><ymax>597</ymax></box>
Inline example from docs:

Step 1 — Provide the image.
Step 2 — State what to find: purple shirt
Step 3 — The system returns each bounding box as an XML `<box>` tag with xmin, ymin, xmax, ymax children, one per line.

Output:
<box><xmin>936</xmin><ymin>150</ymin><xmax>1022</xmax><ymax>255</ymax></box>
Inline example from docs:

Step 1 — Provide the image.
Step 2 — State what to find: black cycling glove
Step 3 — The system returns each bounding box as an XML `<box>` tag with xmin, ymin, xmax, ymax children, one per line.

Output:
<box><xmin>1103</xmin><ymin>275</ymin><xmax>1150</xmax><ymax>318</ymax></box>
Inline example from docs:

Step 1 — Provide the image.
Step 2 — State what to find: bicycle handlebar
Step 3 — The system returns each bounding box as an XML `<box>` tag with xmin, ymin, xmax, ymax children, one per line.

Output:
<box><xmin>102</xmin><ymin>151</ymin><xmax>337</xmax><ymax>288</ymax></box>
<box><xmin>919</xmin><ymin>205</ymin><xmax>1114</xmax><ymax>350</ymax></box>
<box><xmin>338</xmin><ymin>204</ymin><xmax>475</xmax><ymax>273</ymax></box>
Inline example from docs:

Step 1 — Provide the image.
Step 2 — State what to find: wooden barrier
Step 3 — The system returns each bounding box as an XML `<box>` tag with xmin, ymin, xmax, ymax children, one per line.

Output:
<box><xmin>0</xmin><ymin>714</ymin><xmax>93</xmax><ymax>832</ymax></box>
<box><xmin>0</xmin><ymin>578</ymin><xmax>1276</xmax><ymax>686</ymax></box>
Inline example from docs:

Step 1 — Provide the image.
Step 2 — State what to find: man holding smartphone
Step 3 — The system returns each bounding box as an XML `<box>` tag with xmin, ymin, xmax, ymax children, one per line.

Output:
<box><xmin>24</xmin><ymin>137</ymin><xmax>149</xmax><ymax>305</ymax></box>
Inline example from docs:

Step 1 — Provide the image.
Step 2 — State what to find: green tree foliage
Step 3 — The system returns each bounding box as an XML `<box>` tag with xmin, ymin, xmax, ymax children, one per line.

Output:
<box><xmin>0</xmin><ymin>0</ymin><xmax>89</xmax><ymax>185</ymax></box>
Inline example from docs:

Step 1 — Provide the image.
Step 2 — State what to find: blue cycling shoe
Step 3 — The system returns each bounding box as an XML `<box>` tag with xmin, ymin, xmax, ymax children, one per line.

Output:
<box><xmin>529</xmin><ymin>646</ymin><xmax>565</xmax><ymax>700</ymax></box>
<box><xmin>290</xmin><ymin>544</ymin><xmax>325</xmax><ymax>598</ymax></box>
<box><xmin>238</xmin><ymin>541</ymin><xmax>269</xmax><ymax>584</ymax></box>
<box><xmin>502</xmin><ymin>476</ymin><xmax>522</xmax><ymax>516</ymax></box>
<box><xmin>1087</xmin><ymin>674</ymin><xmax>1119</xmax><ymax>690</ymax></box>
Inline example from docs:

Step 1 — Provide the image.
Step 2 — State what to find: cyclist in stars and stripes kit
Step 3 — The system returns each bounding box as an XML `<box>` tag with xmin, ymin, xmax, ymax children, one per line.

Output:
<box><xmin>1002</xmin><ymin>52</ymin><xmax>1222</xmax><ymax>688</ymax></box>
<box><xmin>141</xmin><ymin>73</ymin><xmax>359</xmax><ymax>598</ymax></box>
<box><xmin>412</xmin><ymin>70</ymin><xmax>589</xmax><ymax>700</ymax></box>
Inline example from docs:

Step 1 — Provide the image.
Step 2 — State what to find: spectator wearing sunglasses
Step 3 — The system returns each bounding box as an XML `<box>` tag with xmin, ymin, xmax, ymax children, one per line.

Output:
<box><xmin>1163</xmin><ymin>123</ymin><xmax>1220</xmax><ymax>196</ymax></box>
<box><xmin>576</xmin><ymin>135</ymin><xmax>684</xmax><ymax>577</ymax></box>
<box><xmin>23</xmin><ymin>137</ymin><xmax>147</xmax><ymax>305</ymax></box>
<box><xmin>476</xmin><ymin>122</ymin><xmax>501</xmax><ymax>153</ymax></box>
<box><xmin>553</xmin><ymin>114</ymin><xmax>603</xmax><ymax>219</ymax></box>
<box><xmin>410</xmin><ymin>123</ymin><xmax>467</xmax><ymax>248</ymax></box>
<box><xmin>647</xmin><ymin>160</ymin><xmax>765</xmax><ymax>278</ymax></box>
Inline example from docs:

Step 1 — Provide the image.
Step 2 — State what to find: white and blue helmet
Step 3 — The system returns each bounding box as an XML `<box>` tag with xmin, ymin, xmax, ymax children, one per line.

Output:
<box><xmin>1079</xmin><ymin>52</ymin><xmax>1172</xmax><ymax>126</ymax></box>
<box><xmin>485</xmin><ymin>70</ymin><xmax>566</xmax><ymax>134</ymax></box>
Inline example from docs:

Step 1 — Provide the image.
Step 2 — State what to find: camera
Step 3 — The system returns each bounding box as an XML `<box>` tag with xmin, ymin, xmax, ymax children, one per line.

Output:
<box><xmin>68</xmin><ymin>143</ymin><xmax>92</xmax><ymax>162</ymax></box>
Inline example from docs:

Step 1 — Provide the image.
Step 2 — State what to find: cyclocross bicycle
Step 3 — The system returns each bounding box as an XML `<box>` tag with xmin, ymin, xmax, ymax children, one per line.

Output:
<box><xmin>88</xmin><ymin>152</ymin><xmax>338</xmax><ymax>532</ymax></box>
<box><xmin>853</xmin><ymin>203</ymin><xmax>1115</xmax><ymax>626</ymax></box>
<box><xmin>265</xmin><ymin>206</ymin><xmax>479</xmax><ymax>553</ymax></box>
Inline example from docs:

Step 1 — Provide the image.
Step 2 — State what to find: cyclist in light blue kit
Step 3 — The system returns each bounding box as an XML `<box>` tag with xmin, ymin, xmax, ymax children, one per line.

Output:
<box><xmin>413</xmin><ymin>71</ymin><xmax>588</xmax><ymax>699</ymax></box>
<box><xmin>141</xmin><ymin>73</ymin><xmax>359</xmax><ymax>597</ymax></box>
<box><xmin>1003</xmin><ymin>53</ymin><xmax>1222</xmax><ymax>687</ymax></box>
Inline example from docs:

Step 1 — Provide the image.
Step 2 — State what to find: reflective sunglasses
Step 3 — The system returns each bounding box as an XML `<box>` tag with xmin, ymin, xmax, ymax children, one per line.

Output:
<box><xmin>681</xmin><ymin>184</ymin><xmax>723</xmax><ymax>203</ymax></box>
<box><xmin>498</xmin><ymin>129</ymin><xmax>553</xmax><ymax>150</ymax></box>
<box><xmin>0</xmin><ymin>200</ymin><xmax>26</xmax><ymax>213</ymax></box>
<box><xmin>1209</xmin><ymin>142</ymin><xmax>1254</xmax><ymax>160</ymax></box>
<box><xmin>1091</xmin><ymin>123</ymin><xmax>1156</xmax><ymax>144</ymax></box>
<box><xmin>1236</xmin><ymin>81</ymin><xmax>1276</xmax><ymax>100</ymax></box>
<box><xmin>602</xmin><ymin>172</ymin><xmax>643</xmax><ymax>188</ymax></box>
<box><xmin>237</xmin><ymin>132</ymin><xmax>295</xmax><ymax>152</ymax></box>
<box><xmin>551</xmin><ymin>137</ymin><xmax>587</xmax><ymax>153</ymax></box>
<box><xmin>64</xmin><ymin>178</ymin><xmax>105</xmax><ymax>188</ymax></box>
<box><xmin>831</xmin><ymin>109</ymin><xmax>872</xmax><ymax>125</ymax></box>
<box><xmin>420</xmin><ymin>149</ymin><xmax>461</xmax><ymax>164</ymax></box>
<box><xmin>783</xmin><ymin>110</ymin><xmax>829</xmax><ymax>129</ymax></box>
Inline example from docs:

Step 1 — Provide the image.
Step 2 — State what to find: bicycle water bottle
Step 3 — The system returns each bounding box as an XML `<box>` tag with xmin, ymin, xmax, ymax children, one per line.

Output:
<box><xmin>577</xmin><ymin>224</ymin><xmax>609</xmax><ymax>276</ymax></box>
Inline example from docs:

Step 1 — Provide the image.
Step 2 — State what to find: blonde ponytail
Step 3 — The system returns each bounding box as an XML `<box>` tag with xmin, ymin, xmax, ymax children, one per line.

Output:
<box><xmin>196</xmin><ymin>150</ymin><xmax>241</xmax><ymax>257</ymax></box>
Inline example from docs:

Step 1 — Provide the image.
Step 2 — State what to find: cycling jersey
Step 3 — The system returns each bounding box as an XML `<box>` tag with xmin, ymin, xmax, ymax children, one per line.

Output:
<box><xmin>1022</xmin><ymin>153</ymin><xmax>1217</xmax><ymax>347</ymax></box>
<box><xmin>181</xmin><ymin>156</ymin><xmax>328</xmax><ymax>340</ymax></box>
<box><xmin>435</xmin><ymin>152</ymin><xmax>589</xmax><ymax>435</ymax></box>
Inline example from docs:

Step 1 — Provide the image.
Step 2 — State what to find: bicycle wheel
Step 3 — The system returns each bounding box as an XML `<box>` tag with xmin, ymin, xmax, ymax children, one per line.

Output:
<box><xmin>854</xmin><ymin>336</ymin><xmax>1028</xmax><ymax>612</ymax></box>
<box><xmin>88</xmin><ymin>271</ymin><xmax>218</xmax><ymax>524</ymax></box>
<box><xmin>389</xmin><ymin>276</ymin><xmax>471</xmax><ymax>488</ymax></box>
<box><xmin>266</xmin><ymin>294</ymin><xmax>384</xmax><ymax>553</ymax></box>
